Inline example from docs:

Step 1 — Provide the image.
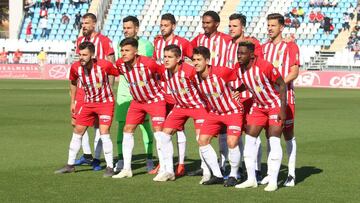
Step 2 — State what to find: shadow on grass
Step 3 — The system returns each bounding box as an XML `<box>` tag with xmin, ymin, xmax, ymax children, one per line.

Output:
<box><xmin>275</xmin><ymin>164</ymin><xmax>323</xmax><ymax>186</ymax></box>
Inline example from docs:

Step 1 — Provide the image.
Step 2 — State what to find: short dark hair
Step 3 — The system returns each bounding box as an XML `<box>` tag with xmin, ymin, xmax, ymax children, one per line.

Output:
<box><xmin>193</xmin><ymin>46</ymin><xmax>210</xmax><ymax>60</ymax></box>
<box><xmin>267</xmin><ymin>13</ymin><xmax>285</xmax><ymax>25</ymax></box>
<box><xmin>161</xmin><ymin>13</ymin><xmax>176</xmax><ymax>24</ymax></box>
<box><xmin>229</xmin><ymin>13</ymin><xmax>247</xmax><ymax>27</ymax></box>
<box><xmin>79</xmin><ymin>41</ymin><xmax>95</xmax><ymax>53</ymax></box>
<box><xmin>203</xmin><ymin>11</ymin><xmax>220</xmax><ymax>23</ymax></box>
<box><xmin>164</xmin><ymin>44</ymin><xmax>182</xmax><ymax>57</ymax></box>
<box><xmin>123</xmin><ymin>16</ymin><xmax>140</xmax><ymax>27</ymax></box>
<box><xmin>82</xmin><ymin>13</ymin><xmax>97</xmax><ymax>22</ymax></box>
<box><xmin>238</xmin><ymin>41</ymin><xmax>255</xmax><ymax>52</ymax></box>
<box><xmin>120</xmin><ymin>37</ymin><xmax>138</xmax><ymax>48</ymax></box>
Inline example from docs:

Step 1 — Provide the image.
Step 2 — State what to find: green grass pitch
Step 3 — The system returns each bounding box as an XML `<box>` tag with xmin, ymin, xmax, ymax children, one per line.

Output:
<box><xmin>0</xmin><ymin>79</ymin><xmax>359</xmax><ymax>202</ymax></box>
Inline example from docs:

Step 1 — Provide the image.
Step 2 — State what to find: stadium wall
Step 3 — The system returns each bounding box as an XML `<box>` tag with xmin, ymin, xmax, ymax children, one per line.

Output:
<box><xmin>1</xmin><ymin>65</ymin><xmax>359</xmax><ymax>89</ymax></box>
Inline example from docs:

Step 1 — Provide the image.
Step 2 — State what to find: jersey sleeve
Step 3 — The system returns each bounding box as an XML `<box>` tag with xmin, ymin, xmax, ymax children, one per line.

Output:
<box><xmin>69</xmin><ymin>63</ymin><xmax>79</xmax><ymax>81</ymax></box>
<box><xmin>190</xmin><ymin>35</ymin><xmax>199</xmax><ymax>48</ymax></box>
<box><xmin>228</xmin><ymin>64</ymin><xmax>243</xmax><ymax>89</ymax></box>
<box><xmin>253</xmin><ymin>38</ymin><xmax>264</xmax><ymax>58</ymax></box>
<box><xmin>220</xmin><ymin>66</ymin><xmax>238</xmax><ymax>83</ymax></box>
<box><xmin>182</xmin><ymin>38</ymin><xmax>194</xmax><ymax>59</ymax></box>
<box><xmin>101</xmin><ymin>36</ymin><xmax>115</xmax><ymax>57</ymax></box>
<box><xmin>287</xmin><ymin>42</ymin><xmax>300</xmax><ymax>67</ymax></box>
<box><xmin>115</xmin><ymin>59</ymin><xmax>124</xmax><ymax>74</ymax></box>
<box><xmin>152</xmin><ymin>39</ymin><xmax>157</xmax><ymax>59</ymax></box>
<box><xmin>148</xmin><ymin>58</ymin><xmax>164</xmax><ymax>74</ymax></box>
<box><xmin>104</xmin><ymin>60</ymin><xmax>120</xmax><ymax>76</ymax></box>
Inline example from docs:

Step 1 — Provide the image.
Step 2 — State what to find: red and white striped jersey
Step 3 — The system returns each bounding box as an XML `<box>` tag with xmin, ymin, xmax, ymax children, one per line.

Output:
<box><xmin>116</xmin><ymin>55</ymin><xmax>165</xmax><ymax>104</ymax></box>
<box><xmin>191</xmin><ymin>32</ymin><xmax>232</xmax><ymax>67</ymax></box>
<box><xmin>69</xmin><ymin>59</ymin><xmax>119</xmax><ymax>103</ymax></box>
<box><xmin>76</xmin><ymin>33</ymin><xmax>114</xmax><ymax>60</ymax></box>
<box><xmin>262</xmin><ymin>40</ymin><xmax>300</xmax><ymax>104</ymax></box>
<box><xmin>76</xmin><ymin>33</ymin><xmax>114</xmax><ymax>89</ymax></box>
<box><xmin>238</xmin><ymin>57</ymin><xmax>282</xmax><ymax>109</ymax></box>
<box><xmin>226</xmin><ymin>36</ymin><xmax>263</xmax><ymax>100</ymax></box>
<box><xmin>195</xmin><ymin>66</ymin><xmax>242</xmax><ymax>115</ymax></box>
<box><xmin>153</xmin><ymin>35</ymin><xmax>193</xmax><ymax>65</ymax></box>
<box><xmin>161</xmin><ymin>62</ymin><xmax>206</xmax><ymax>109</ymax></box>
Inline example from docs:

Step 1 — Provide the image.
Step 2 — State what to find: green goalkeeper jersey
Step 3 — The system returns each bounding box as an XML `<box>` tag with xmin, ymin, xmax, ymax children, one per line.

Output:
<box><xmin>116</xmin><ymin>38</ymin><xmax>154</xmax><ymax>103</ymax></box>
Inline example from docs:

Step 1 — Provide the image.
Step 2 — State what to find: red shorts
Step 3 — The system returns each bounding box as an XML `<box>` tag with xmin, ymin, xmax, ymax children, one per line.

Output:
<box><xmin>72</xmin><ymin>87</ymin><xmax>86</xmax><ymax>120</ymax></box>
<box><xmin>76</xmin><ymin>102</ymin><xmax>114</xmax><ymax>126</ymax></box>
<box><xmin>126</xmin><ymin>100</ymin><xmax>166</xmax><ymax>128</ymax></box>
<box><xmin>284</xmin><ymin>104</ymin><xmax>295</xmax><ymax>130</ymax></box>
<box><xmin>165</xmin><ymin>93</ymin><xmax>176</xmax><ymax>104</ymax></box>
<box><xmin>200</xmin><ymin>112</ymin><xmax>243</xmax><ymax>137</ymax></box>
<box><xmin>166</xmin><ymin>102</ymin><xmax>175</xmax><ymax>115</ymax></box>
<box><xmin>247</xmin><ymin>106</ymin><xmax>282</xmax><ymax>127</ymax></box>
<box><xmin>164</xmin><ymin>107</ymin><xmax>208</xmax><ymax>131</ymax></box>
<box><xmin>241</xmin><ymin>98</ymin><xmax>253</xmax><ymax>127</ymax></box>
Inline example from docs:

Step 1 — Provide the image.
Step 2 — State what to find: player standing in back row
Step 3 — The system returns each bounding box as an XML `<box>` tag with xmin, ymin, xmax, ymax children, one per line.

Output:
<box><xmin>260</xmin><ymin>13</ymin><xmax>300</xmax><ymax>187</ymax></box>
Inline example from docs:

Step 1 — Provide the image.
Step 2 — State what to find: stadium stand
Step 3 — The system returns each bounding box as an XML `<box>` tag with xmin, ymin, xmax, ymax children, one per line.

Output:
<box><xmin>2</xmin><ymin>0</ymin><xmax>359</xmax><ymax>68</ymax></box>
<box><xmin>102</xmin><ymin>0</ymin><xmax>225</xmax><ymax>43</ymax></box>
<box><xmin>19</xmin><ymin>0</ymin><xmax>89</xmax><ymax>41</ymax></box>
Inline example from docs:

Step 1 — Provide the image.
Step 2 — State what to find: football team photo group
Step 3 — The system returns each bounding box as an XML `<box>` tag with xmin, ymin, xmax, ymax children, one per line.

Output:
<box><xmin>54</xmin><ymin>11</ymin><xmax>299</xmax><ymax>192</ymax></box>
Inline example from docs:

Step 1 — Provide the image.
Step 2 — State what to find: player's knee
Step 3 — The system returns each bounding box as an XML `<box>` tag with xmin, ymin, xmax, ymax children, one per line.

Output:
<box><xmin>283</xmin><ymin>129</ymin><xmax>294</xmax><ymax>141</ymax></box>
<box><xmin>163</xmin><ymin>128</ymin><xmax>175</xmax><ymax>135</ymax></box>
<box><xmin>123</xmin><ymin>125</ymin><xmax>135</xmax><ymax>133</ymax></box>
<box><xmin>73</xmin><ymin>126</ymin><xmax>86</xmax><ymax>135</ymax></box>
<box><xmin>197</xmin><ymin>135</ymin><xmax>210</xmax><ymax>146</ymax></box>
<box><xmin>99</xmin><ymin>129</ymin><xmax>109</xmax><ymax>135</ymax></box>
<box><xmin>227</xmin><ymin>139</ymin><xmax>238</xmax><ymax>149</ymax></box>
<box><xmin>153</xmin><ymin>126</ymin><xmax>163</xmax><ymax>132</ymax></box>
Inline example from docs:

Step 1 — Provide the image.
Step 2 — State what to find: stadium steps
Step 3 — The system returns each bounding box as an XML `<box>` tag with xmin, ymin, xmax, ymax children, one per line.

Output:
<box><xmin>328</xmin><ymin>13</ymin><xmax>358</xmax><ymax>51</ymax></box>
<box><xmin>218</xmin><ymin>0</ymin><xmax>240</xmax><ymax>32</ymax></box>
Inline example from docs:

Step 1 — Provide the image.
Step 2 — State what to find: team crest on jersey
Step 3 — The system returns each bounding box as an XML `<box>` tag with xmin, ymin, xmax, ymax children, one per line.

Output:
<box><xmin>180</xmin><ymin>78</ymin><xmax>186</xmax><ymax>83</ymax></box>
<box><xmin>95</xmin><ymin>72</ymin><xmax>100</xmax><ymax>78</ymax></box>
<box><xmin>277</xmin><ymin>50</ymin><xmax>283</xmax><ymax>56</ymax></box>
<box><xmin>96</xmin><ymin>82</ymin><xmax>102</xmax><ymax>89</ymax></box>
<box><xmin>212</xmin><ymin>82</ymin><xmax>218</xmax><ymax>87</ymax></box>
<box><xmin>179</xmin><ymin>88</ymin><xmax>187</xmax><ymax>95</ymax></box>
<box><xmin>211</xmin><ymin>51</ymin><xmax>217</xmax><ymax>59</ymax></box>
<box><xmin>255</xmin><ymin>76</ymin><xmax>259</xmax><ymax>81</ymax></box>
<box><xmin>139</xmin><ymin>70</ymin><xmax>145</xmax><ymax>76</ymax></box>
<box><xmin>138</xmin><ymin>81</ymin><xmax>145</xmax><ymax>87</ymax></box>
<box><xmin>212</xmin><ymin>92</ymin><xmax>220</xmax><ymax>98</ymax></box>
<box><xmin>255</xmin><ymin>86</ymin><xmax>262</xmax><ymax>93</ymax></box>
<box><xmin>273</xmin><ymin>60</ymin><xmax>279</xmax><ymax>68</ymax></box>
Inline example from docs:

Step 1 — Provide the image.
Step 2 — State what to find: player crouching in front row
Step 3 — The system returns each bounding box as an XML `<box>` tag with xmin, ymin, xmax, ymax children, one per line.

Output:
<box><xmin>55</xmin><ymin>42</ymin><xmax>119</xmax><ymax>177</ymax></box>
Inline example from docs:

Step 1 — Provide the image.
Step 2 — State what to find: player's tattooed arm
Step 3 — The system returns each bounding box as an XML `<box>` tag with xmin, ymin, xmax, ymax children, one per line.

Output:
<box><xmin>276</xmin><ymin>77</ymin><xmax>287</xmax><ymax>128</ymax></box>
<box><xmin>107</xmin><ymin>54</ymin><xmax>116</xmax><ymax>88</ymax></box>
<box><xmin>70</xmin><ymin>80</ymin><xmax>77</xmax><ymax>114</ymax></box>
<box><xmin>284</xmin><ymin>65</ymin><xmax>299</xmax><ymax>84</ymax></box>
